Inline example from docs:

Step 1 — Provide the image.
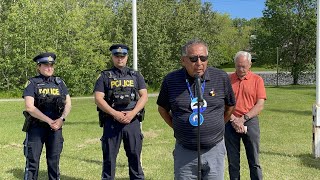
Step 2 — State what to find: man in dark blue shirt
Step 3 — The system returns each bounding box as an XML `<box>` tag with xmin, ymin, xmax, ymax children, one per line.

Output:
<box><xmin>94</xmin><ymin>44</ymin><xmax>148</xmax><ymax>180</ymax></box>
<box><xmin>157</xmin><ymin>39</ymin><xmax>235</xmax><ymax>180</ymax></box>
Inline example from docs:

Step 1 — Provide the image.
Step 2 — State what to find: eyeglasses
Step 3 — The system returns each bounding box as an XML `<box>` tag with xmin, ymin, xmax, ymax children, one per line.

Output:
<box><xmin>188</xmin><ymin>55</ymin><xmax>208</xmax><ymax>62</ymax></box>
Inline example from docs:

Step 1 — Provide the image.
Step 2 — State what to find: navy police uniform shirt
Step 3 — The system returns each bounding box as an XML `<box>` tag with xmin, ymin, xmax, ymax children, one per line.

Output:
<box><xmin>157</xmin><ymin>67</ymin><xmax>235</xmax><ymax>151</ymax></box>
<box><xmin>94</xmin><ymin>66</ymin><xmax>146</xmax><ymax>96</ymax></box>
<box><xmin>23</xmin><ymin>75</ymin><xmax>69</xmax><ymax>98</ymax></box>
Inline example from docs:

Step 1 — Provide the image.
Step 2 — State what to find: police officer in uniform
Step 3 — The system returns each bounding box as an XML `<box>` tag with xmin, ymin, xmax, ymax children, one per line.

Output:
<box><xmin>94</xmin><ymin>44</ymin><xmax>148</xmax><ymax>180</ymax></box>
<box><xmin>22</xmin><ymin>52</ymin><xmax>72</xmax><ymax>180</ymax></box>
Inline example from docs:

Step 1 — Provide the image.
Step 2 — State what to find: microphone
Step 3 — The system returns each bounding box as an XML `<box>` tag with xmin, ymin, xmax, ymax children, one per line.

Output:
<box><xmin>194</xmin><ymin>74</ymin><xmax>204</xmax><ymax>103</ymax></box>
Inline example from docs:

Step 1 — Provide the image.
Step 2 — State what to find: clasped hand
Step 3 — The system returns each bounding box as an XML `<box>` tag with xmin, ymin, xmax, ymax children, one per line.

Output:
<box><xmin>230</xmin><ymin>116</ymin><xmax>246</xmax><ymax>134</ymax></box>
<box><xmin>48</xmin><ymin>118</ymin><xmax>64</xmax><ymax>131</ymax></box>
<box><xmin>114</xmin><ymin>111</ymin><xmax>135</xmax><ymax>124</ymax></box>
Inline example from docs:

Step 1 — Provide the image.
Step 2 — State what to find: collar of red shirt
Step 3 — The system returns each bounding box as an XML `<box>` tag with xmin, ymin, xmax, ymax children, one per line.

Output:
<box><xmin>237</xmin><ymin>70</ymin><xmax>252</xmax><ymax>80</ymax></box>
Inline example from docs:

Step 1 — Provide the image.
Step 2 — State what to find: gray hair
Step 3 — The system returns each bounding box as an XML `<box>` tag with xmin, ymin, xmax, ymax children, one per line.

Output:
<box><xmin>234</xmin><ymin>51</ymin><xmax>252</xmax><ymax>63</ymax></box>
<box><xmin>181</xmin><ymin>39</ymin><xmax>208</xmax><ymax>56</ymax></box>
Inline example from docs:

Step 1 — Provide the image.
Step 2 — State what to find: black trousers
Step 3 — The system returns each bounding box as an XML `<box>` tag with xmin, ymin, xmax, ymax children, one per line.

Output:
<box><xmin>23</xmin><ymin>123</ymin><xmax>64</xmax><ymax>180</ymax></box>
<box><xmin>225</xmin><ymin>117</ymin><xmax>263</xmax><ymax>180</ymax></box>
<box><xmin>101</xmin><ymin>118</ymin><xmax>144</xmax><ymax>180</ymax></box>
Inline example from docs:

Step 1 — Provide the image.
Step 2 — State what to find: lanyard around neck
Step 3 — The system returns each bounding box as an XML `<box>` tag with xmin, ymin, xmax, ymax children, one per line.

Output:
<box><xmin>186</xmin><ymin>78</ymin><xmax>205</xmax><ymax>100</ymax></box>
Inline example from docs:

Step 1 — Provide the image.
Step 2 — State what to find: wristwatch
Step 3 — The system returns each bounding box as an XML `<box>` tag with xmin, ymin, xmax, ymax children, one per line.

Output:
<box><xmin>244</xmin><ymin>114</ymin><xmax>250</xmax><ymax>121</ymax></box>
<box><xmin>60</xmin><ymin>116</ymin><xmax>65</xmax><ymax>121</ymax></box>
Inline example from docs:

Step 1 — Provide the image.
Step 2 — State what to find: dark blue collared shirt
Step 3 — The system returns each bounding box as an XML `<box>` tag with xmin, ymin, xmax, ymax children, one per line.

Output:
<box><xmin>157</xmin><ymin>67</ymin><xmax>235</xmax><ymax>150</ymax></box>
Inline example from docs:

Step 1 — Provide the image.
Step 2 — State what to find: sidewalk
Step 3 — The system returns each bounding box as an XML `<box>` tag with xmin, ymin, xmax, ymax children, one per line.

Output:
<box><xmin>0</xmin><ymin>93</ymin><xmax>159</xmax><ymax>102</ymax></box>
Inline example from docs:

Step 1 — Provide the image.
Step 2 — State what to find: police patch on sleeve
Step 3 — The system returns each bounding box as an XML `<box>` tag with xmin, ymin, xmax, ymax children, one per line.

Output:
<box><xmin>96</xmin><ymin>74</ymin><xmax>101</xmax><ymax>80</ymax></box>
<box><xmin>61</xmin><ymin>80</ymin><xmax>67</xmax><ymax>86</ymax></box>
<box><xmin>24</xmin><ymin>80</ymin><xmax>31</xmax><ymax>88</ymax></box>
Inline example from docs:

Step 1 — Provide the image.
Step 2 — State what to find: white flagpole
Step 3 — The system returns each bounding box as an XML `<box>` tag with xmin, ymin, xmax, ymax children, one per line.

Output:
<box><xmin>132</xmin><ymin>0</ymin><xmax>143</xmax><ymax>165</ymax></box>
<box><xmin>312</xmin><ymin>0</ymin><xmax>320</xmax><ymax>158</ymax></box>
<box><xmin>132</xmin><ymin>0</ymin><xmax>138</xmax><ymax>71</ymax></box>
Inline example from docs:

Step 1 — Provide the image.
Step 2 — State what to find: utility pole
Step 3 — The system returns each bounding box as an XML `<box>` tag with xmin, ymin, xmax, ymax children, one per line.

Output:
<box><xmin>312</xmin><ymin>0</ymin><xmax>320</xmax><ymax>158</ymax></box>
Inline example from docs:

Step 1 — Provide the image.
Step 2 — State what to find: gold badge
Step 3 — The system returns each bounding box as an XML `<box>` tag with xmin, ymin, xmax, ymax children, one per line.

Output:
<box><xmin>209</xmin><ymin>88</ymin><xmax>215</xmax><ymax>96</ymax></box>
<box><xmin>117</xmin><ymin>47</ymin><xmax>123</xmax><ymax>53</ymax></box>
<box><xmin>48</xmin><ymin>56</ymin><xmax>54</xmax><ymax>62</ymax></box>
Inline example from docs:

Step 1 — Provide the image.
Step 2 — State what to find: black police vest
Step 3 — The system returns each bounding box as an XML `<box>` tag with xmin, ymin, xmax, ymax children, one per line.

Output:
<box><xmin>29</xmin><ymin>76</ymin><xmax>66</xmax><ymax>120</ymax></box>
<box><xmin>102</xmin><ymin>69</ymin><xmax>139</xmax><ymax>111</ymax></box>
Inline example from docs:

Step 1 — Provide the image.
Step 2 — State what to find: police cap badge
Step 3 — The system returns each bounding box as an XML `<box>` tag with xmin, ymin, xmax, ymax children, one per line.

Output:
<box><xmin>109</xmin><ymin>44</ymin><xmax>129</xmax><ymax>56</ymax></box>
<box><xmin>33</xmin><ymin>52</ymin><xmax>56</xmax><ymax>64</ymax></box>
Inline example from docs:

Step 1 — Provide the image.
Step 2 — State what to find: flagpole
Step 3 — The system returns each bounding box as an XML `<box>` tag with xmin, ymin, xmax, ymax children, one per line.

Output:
<box><xmin>132</xmin><ymin>0</ymin><xmax>138</xmax><ymax>71</ymax></box>
<box><xmin>312</xmin><ymin>0</ymin><xmax>320</xmax><ymax>158</ymax></box>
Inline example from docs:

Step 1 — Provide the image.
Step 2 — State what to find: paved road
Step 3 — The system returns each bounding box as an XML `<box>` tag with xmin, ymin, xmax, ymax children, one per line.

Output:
<box><xmin>0</xmin><ymin>93</ymin><xmax>159</xmax><ymax>102</ymax></box>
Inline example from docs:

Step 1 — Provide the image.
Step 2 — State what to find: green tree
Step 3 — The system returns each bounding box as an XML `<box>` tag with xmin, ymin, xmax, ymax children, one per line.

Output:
<box><xmin>136</xmin><ymin>0</ymin><xmax>176</xmax><ymax>86</ymax></box>
<box><xmin>56</xmin><ymin>0</ymin><xmax>114</xmax><ymax>95</ymax></box>
<box><xmin>0</xmin><ymin>0</ymin><xmax>114</xmax><ymax>95</ymax></box>
<box><xmin>254</xmin><ymin>0</ymin><xmax>316</xmax><ymax>84</ymax></box>
<box><xmin>0</xmin><ymin>0</ymin><xmax>253</xmax><ymax>95</ymax></box>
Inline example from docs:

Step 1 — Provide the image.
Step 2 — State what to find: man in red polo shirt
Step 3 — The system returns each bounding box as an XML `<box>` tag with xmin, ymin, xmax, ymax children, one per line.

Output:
<box><xmin>225</xmin><ymin>51</ymin><xmax>266</xmax><ymax>180</ymax></box>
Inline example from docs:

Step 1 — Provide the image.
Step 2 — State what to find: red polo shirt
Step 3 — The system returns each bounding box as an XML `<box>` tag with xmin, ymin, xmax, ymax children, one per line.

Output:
<box><xmin>229</xmin><ymin>71</ymin><xmax>267</xmax><ymax>117</ymax></box>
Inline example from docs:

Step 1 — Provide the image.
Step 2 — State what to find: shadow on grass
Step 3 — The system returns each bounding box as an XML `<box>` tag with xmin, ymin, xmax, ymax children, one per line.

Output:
<box><xmin>10</xmin><ymin>161</ymin><xmax>156</xmax><ymax>180</ymax></box>
<box><xmin>115</xmin><ymin>178</ymin><xmax>156</xmax><ymax>180</ymax></box>
<box><xmin>63</xmin><ymin>154</ymin><xmax>127</xmax><ymax>168</ymax></box>
<box><xmin>299</xmin><ymin>153</ymin><xmax>320</xmax><ymax>170</ymax></box>
<box><xmin>61</xmin><ymin>156</ymin><xmax>157</xmax><ymax>180</ymax></box>
<box><xmin>7</xmin><ymin>168</ymin><xmax>84</xmax><ymax>180</ymax></box>
<box><xmin>266</xmin><ymin>108</ymin><xmax>310</xmax><ymax>116</ymax></box>
<box><xmin>261</xmin><ymin>151</ymin><xmax>320</xmax><ymax>170</ymax></box>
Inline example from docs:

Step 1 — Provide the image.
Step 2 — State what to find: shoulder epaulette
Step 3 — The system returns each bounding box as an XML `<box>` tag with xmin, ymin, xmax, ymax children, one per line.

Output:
<box><xmin>128</xmin><ymin>68</ymin><xmax>137</xmax><ymax>76</ymax></box>
<box><xmin>54</xmin><ymin>77</ymin><xmax>62</xmax><ymax>85</ymax></box>
<box><xmin>29</xmin><ymin>77</ymin><xmax>43</xmax><ymax>84</ymax></box>
<box><xmin>102</xmin><ymin>70</ymin><xmax>114</xmax><ymax>79</ymax></box>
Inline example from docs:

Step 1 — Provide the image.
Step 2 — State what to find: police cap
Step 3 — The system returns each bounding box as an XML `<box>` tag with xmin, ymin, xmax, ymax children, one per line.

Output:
<box><xmin>33</xmin><ymin>52</ymin><xmax>56</xmax><ymax>64</ymax></box>
<box><xmin>109</xmin><ymin>44</ymin><xmax>129</xmax><ymax>56</ymax></box>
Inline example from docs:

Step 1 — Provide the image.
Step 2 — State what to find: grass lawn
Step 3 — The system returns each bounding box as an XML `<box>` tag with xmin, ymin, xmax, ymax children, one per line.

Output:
<box><xmin>1</xmin><ymin>85</ymin><xmax>320</xmax><ymax>179</ymax></box>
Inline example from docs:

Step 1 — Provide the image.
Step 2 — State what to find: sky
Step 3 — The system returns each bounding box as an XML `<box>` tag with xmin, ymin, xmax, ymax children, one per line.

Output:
<box><xmin>202</xmin><ymin>0</ymin><xmax>266</xmax><ymax>20</ymax></box>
